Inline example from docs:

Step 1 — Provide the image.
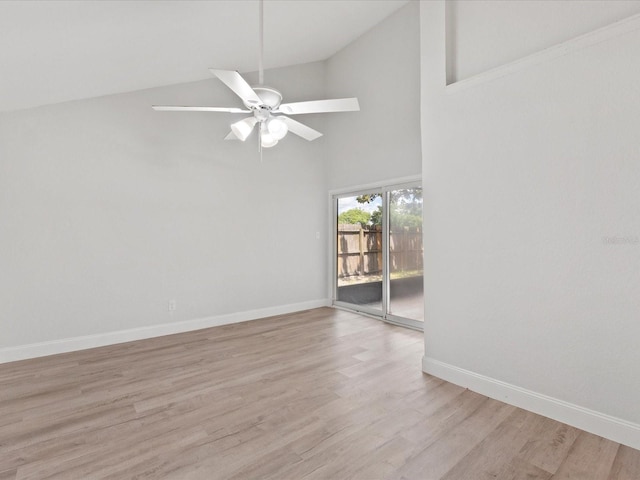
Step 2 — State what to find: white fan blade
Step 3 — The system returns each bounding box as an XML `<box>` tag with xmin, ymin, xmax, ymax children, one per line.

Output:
<box><xmin>277</xmin><ymin>98</ymin><xmax>359</xmax><ymax>115</ymax></box>
<box><xmin>225</xmin><ymin>131</ymin><xmax>238</xmax><ymax>140</ymax></box>
<box><xmin>152</xmin><ymin>106</ymin><xmax>249</xmax><ymax>113</ymax></box>
<box><xmin>280</xmin><ymin>116</ymin><xmax>323</xmax><ymax>141</ymax></box>
<box><xmin>209</xmin><ymin>69</ymin><xmax>262</xmax><ymax>105</ymax></box>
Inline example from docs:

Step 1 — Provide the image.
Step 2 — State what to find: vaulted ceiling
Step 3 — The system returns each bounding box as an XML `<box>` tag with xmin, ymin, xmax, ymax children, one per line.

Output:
<box><xmin>0</xmin><ymin>0</ymin><xmax>409</xmax><ymax>112</ymax></box>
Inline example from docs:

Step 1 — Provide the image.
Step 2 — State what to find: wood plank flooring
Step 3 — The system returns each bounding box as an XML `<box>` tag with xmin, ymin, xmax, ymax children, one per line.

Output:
<box><xmin>0</xmin><ymin>307</ymin><xmax>638</xmax><ymax>479</ymax></box>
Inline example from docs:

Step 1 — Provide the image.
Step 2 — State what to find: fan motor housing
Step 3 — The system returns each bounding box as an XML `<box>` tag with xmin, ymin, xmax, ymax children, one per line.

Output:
<box><xmin>246</xmin><ymin>86</ymin><xmax>282</xmax><ymax>111</ymax></box>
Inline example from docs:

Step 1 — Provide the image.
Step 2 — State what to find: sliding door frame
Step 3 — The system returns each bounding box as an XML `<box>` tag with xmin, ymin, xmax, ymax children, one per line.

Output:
<box><xmin>332</xmin><ymin>186</ymin><xmax>386</xmax><ymax>319</ymax></box>
<box><xmin>383</xmin><ymin>179</ymin><xmax>423</xmax><ymax>331</ymax></box>
<box><xmin>329</xmin><ymin>175</ymin><xmax>423</xmax><ymax>331</ymax></box>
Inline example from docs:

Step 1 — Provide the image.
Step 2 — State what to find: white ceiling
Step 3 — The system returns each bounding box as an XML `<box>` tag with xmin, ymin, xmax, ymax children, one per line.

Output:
<box><xmin>0</xmin><ymin>0</ymin><xmax>409</xmax><ymax>112</ymax></box>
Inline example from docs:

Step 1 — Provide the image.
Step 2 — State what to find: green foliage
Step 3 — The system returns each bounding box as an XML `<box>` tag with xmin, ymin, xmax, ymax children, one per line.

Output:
<box><xmin>356</xmin><ymin>188</ymin><xmax>422</xmax><ymax>205</ymax></box>
<box><xmin>356</xmin><ymin>193</ymin><xmax>378</xmax><ymax>204</ymax></box>
<box><xmin>368</xmin><ymin>206</ymin><xmax>422</xmax><ymax>228</ymax></box>
<box><xmin>391</xmin><ymin>210</ymin><xmax>422</xmax><ymax>229</ymax></box>
<box><xmin>370</xmin><ymin>207</ymin><xmax>383</xmax><ymax>226</ymax></box>
<box><xmin>338</xmin><ymin>208</ymin><xmax>371</xmax><ymax>227</ymax></box>
<box><xmin>362</xmin><ymin>188</ymin><xmax>423</xmax><ymax>229</ymax></box>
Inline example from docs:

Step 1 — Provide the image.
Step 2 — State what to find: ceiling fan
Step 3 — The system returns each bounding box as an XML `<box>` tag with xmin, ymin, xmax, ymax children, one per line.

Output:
<box><xmin>152</xmin><ymin>0</ymin><xmax>360</xmax><ymax>151</ymax></box>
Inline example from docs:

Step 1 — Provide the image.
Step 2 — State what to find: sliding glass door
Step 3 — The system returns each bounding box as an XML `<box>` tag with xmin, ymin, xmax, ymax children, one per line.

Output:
<box><xmin>336</xmin><ymin>192</ymin><xmax>384</xmax><ymax>316</ymax></box>
<box><xmin>333</xmin><ymin>182</ymin><xmax>423</xmax><ymax>329</ymax></box>
<box><xmin>387</xmin><ymin>187</ymin><xmax>424</xmax><ymax>324</ymax></box>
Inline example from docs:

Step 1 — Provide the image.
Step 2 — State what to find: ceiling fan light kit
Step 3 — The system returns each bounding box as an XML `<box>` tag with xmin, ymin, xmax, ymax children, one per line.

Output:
<box><xmin>260</xmin><ymin>123</ymin><xmax>278</xmax><ymax>148</ymax></box>
<box><xmin>267</xmin><ymin>117</ymin><xmax>288</xmax><ymax>140</ymax></box>
<box><xmin>230</xmin><ymin>117</ymin><xmax>257</xmax><ymax>142</ymax></box>
<box><xmin>152</xmin><ymin>0</ymin><xmax>359</xmax><ymax>153</ymax></box>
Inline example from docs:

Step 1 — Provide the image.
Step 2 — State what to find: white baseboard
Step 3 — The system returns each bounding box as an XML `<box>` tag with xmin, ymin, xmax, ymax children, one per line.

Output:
<box><xmin>422</xmin><ymin>356</ymin><xmax>640</xmax><ymax>451</ymax></box>
<box><xmin>0</xmin><ymin>299</ymin><xmax>331</xmax><ymax>364</ymax></box>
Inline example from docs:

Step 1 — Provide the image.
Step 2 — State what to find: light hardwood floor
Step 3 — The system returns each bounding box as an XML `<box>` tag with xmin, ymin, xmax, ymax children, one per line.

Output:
<box><xmin>1</xmin><ymin>307</ymin><xmax>638</xmax><ymax>479</ymax></box>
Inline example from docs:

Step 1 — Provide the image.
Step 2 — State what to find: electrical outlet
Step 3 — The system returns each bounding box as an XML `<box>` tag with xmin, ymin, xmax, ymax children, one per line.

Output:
<box><xmin>168</xmin><ymin>299</ymin><xmax>176</xmax><ymax>312</ymax></box>
<box><xmin>316</xmin><ymin>231</ymin><xmax>320</xmax><ymax>239</ymax></box>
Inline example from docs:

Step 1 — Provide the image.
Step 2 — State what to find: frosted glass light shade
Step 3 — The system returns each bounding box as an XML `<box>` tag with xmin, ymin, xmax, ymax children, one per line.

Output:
<box><xmin>267</xmin><ymin>117</ymin><xmax>288</xmax><ymax>140</ymax></box>
<box><xmin>230</xmin><ymin>117</ymin><xmax>257</xmax><ymax>141</ymax></box>
<box><xmin>261</xmin><ymin>130</ymin><xmax>278</xmax><ymax>148</ymax></box>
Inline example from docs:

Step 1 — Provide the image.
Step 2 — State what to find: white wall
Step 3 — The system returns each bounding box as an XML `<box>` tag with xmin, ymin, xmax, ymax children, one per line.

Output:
<box><xmin>421</xmin><ymin>1</ymin><xmax>640</xmax><ymax>447</ymax></box>
<box><xmin>0</xmin><ymin>61</ymin><xmax>329</xmax><ymax>356</ymax></box>
<box><xmin>325</xmin><ymin>1</ymin><xmax>422</xmax><ymax>190</ymax></box>
<box><xmin>0</xmin><ymin>0</ymin><xmax>423</xmax><ymax>361</ymax></box>
<box><xmin>446</xmin><ymin>0</ymin><xmax>640</xmax><ymax>82</ymax></box>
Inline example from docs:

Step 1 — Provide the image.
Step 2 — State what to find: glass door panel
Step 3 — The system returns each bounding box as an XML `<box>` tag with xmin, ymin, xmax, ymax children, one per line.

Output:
<box><xmin>333</xmin><ymin>182</ymin><xmax>423</xmax><ymax>330</ymax></box>
<box><xmin>388</xmin><ymin>187</ymin><xmax>424</xmax><ymax>322</ymax></box>
<box><xmin>336</xmin><ymin>193</ymin><xmax>383</xmax><ymax>313</ymax></box>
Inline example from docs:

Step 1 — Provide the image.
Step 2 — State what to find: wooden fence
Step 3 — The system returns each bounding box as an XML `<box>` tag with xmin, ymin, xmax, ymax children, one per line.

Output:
<box><xmin>337</xmin><ymin>224</ymin><xmax>423</xmax><ymax>279</ymax></box>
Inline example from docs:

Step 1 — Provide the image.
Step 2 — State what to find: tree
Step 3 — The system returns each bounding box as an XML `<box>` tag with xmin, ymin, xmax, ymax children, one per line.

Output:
<box><xmin>338</xmin><ymin>208</ymin><xmax>371</xmax><ymax>227</ymax></box>
<box><xmin>368</xmin><ymin>206</ymin><xmax>422</xmax><ymax>228</ymax></box>
<box><xmin>356</xmin><ymin>188</ymin><xmax>422</xmax><ymax>206</ymax></box>
<box><xmin>360</xmin><ymin>188</ymin><xmax>423</xmax><ymax>229</ymax></box>
<box><xmin>390</xmin><ymin>209</ymin><xmax>422</xmax><ymax>229</ymax></box>
<box><xmin>370</xmin><ymin>207</ymin><xmax>383</xmax><ymax>226</ymax></box>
